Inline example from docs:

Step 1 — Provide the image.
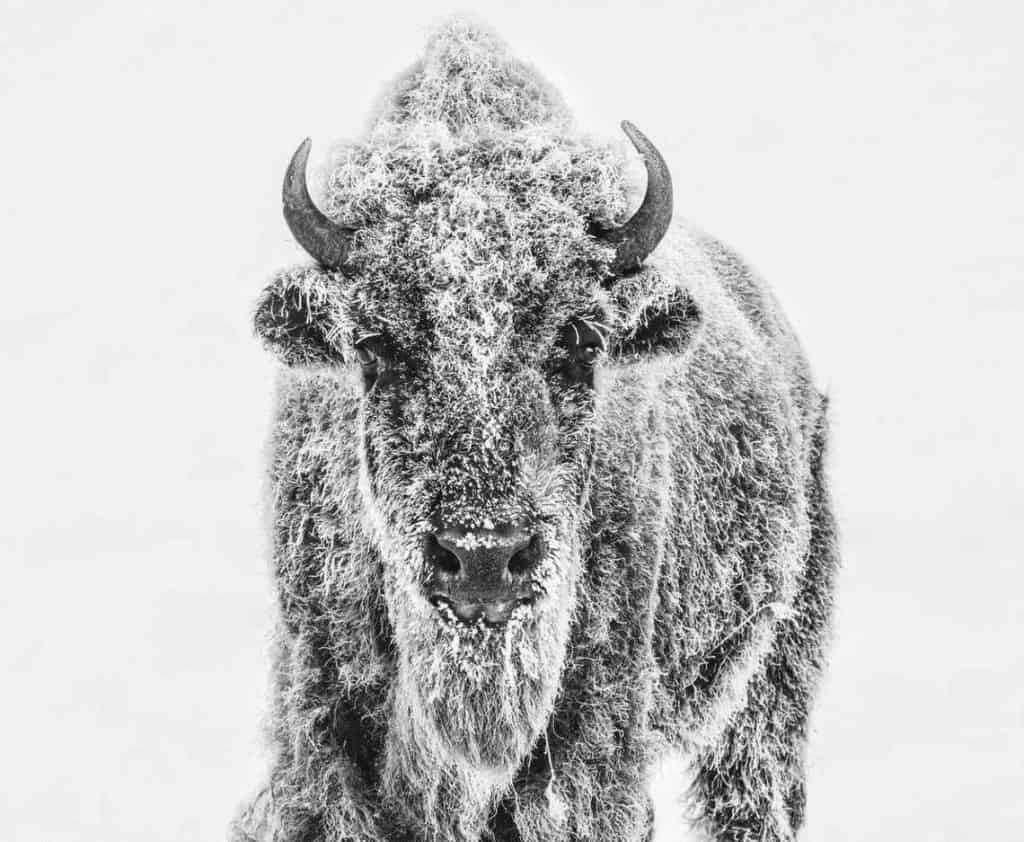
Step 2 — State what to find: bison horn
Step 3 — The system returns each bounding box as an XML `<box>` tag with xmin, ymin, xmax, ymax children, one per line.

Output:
<box><xmin>600</xmin><ymin>121</ymin><xmax>673</xmax><ymax>275</ymax></box>
<box><xmin>282</xmin><ymin>138</ymin><xmax>356</xmax><ymax>271</ymax></box>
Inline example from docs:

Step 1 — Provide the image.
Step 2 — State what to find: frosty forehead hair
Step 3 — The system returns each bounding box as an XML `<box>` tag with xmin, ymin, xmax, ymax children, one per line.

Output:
<box><xmin>270</xmin><ymin>19</ymin><xmax>672</xmax><ymax>362</ymax></box>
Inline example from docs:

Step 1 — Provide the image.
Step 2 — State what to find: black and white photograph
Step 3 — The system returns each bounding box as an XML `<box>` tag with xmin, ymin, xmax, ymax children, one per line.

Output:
<box><xmin>2</xmin><ymin>2</ymin><xmax>1020</xmax><ymax>840</ymax></box>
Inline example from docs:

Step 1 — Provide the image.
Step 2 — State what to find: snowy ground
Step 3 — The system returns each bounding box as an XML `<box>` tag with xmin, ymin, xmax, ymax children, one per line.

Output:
<box><xmin>2</xmin><ymin>2</ymin><xmax>1021</xmax><ymax>840</ymax></box>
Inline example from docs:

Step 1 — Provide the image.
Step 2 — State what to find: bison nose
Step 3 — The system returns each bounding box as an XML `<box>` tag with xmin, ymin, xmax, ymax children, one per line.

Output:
<box><xmin>424</xmin><ymin>525</ymin><xmax>542</xmax><ymax>622</ymax></box>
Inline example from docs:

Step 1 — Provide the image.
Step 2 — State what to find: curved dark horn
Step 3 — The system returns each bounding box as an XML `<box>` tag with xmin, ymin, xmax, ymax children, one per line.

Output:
<box><xmin>283</xmin><ymin>138</ymin><xmax>356</xmax><ymax>270</ymax></box>
<box><xmin>601</xmin><ymin>121</ymin><xmax>673</xmax><ymax>275</ymax></box>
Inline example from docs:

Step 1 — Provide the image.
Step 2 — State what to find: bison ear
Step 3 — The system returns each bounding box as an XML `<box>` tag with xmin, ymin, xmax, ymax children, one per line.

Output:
<box><xmin>608</xmin><ymin>286</ymin><xmax>702</xmax><ymax>360</ymax></box>
<box><xmin>253</xmin><ymin>267</ymin><xmax>346</xmax><ymax>367</ymax></box>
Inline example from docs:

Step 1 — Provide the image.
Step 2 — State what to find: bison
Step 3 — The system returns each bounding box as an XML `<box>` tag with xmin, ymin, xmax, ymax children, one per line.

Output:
<box><xmin>233</xmin><ymin>18</ymin><xmax>838</xmax><ymax>842</ymax></box>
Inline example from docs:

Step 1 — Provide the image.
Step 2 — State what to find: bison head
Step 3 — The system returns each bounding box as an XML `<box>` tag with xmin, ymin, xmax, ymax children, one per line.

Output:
<box><xmin>252</xmin><ymin>25</ymin><xmax>698</xmax><ymax>796</ymax></box>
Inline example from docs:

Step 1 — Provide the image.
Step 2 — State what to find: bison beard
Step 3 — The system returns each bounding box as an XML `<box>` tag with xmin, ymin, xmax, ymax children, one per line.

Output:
<box><xmin>378</xmin><ymin>537</ymin><xmax>579</xmax><ymax>840</ymax></box>
<box><xmin>411</xmin><ymin>603</ymin><xmax>566</xmax><ymax>757</ymax></box>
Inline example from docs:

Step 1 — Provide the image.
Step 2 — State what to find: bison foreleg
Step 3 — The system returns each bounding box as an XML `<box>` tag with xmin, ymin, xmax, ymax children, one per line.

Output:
<box><xmin>691</xmin><ymin>428</ymin><xmax>838</xmax><ymax>842</ymax></box>
<box><xmin>690</xmin><ymin>662</ymin><xmax>811</xmax><ymax>842</ymax></box>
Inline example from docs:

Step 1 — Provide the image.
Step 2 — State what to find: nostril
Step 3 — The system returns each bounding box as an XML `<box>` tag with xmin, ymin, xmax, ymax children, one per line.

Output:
<box><xmin>425</xmin><ymin>534</ymin><xmax>460</xmax><ymax>575</ymax></box>
<box><xmin>508</xmin><ymin>534</ymin><xmax>542</xmax><ymax>576</ymax></box>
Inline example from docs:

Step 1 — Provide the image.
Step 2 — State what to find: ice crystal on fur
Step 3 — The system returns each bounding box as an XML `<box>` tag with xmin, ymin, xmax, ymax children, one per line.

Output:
<box><xmin>235</xmin><ymin>16</ymin><xmax>838</xmax><ymax>842</ymax></box>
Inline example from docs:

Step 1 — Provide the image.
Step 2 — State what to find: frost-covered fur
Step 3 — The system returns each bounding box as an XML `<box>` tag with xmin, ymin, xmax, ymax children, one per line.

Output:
<box><xmin>235</xmin><ymin>18</ymin><xmax>837</xmax><ymax>842</ymax></box>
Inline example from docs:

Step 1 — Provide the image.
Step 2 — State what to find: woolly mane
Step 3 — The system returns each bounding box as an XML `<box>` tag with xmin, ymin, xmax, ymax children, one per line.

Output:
<box><xmin>309</xmin><ymin>23</ymin><xmax>629</xmax><ymax>369</ymax></box>
<box><xmin>373</xmin><ymin>18</ymin><xmax>573</xmax><ymax>132</ymax></box>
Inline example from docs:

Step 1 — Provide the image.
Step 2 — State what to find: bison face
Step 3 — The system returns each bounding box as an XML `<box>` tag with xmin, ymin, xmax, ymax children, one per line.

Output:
<box><xmin>353</xmin><ymin>302</ymin><xmax>605</xmax><ymax>773</ymax></box>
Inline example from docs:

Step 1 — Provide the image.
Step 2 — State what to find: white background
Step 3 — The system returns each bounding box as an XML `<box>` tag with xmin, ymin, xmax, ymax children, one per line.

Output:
<box><xmin>1</xmin><ymin>2</ymin><xmax>1021</xmax><ymax>840</ymax></box>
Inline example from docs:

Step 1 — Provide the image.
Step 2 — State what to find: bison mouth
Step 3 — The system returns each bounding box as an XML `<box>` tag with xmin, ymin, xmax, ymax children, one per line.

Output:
<box><xmin>428</xmin><ymin>592</ymin><xmax>539</xmax><ymax>626</ymax></box>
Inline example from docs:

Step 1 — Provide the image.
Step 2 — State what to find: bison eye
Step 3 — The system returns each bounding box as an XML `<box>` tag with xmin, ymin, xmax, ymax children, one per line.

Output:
<box><xmin>353</xmin><ymin>336</ymin><xmax>386</xmax><ymax>392</ymax></box>
<box><xmin>355</xmin><ymin>343</ymin><xmax>378</xmax><ymax>367</ymax></box>
<box><xmin>554</xmin><ymin>318</ymin><xmax>606</xmax><ymax>386</ymax></box>
<box><xmin>568</xmin><ymin>319</ymin><xmax>606</xmax><ymax>362</ymax></box>
<box><xmin>578</xmin><ymin>341</ymin><xmax>601</xmax><ymax>367</ymax></box>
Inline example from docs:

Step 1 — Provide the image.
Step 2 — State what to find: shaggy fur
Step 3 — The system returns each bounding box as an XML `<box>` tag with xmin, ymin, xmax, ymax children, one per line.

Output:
<box><xmin>234</xmin><ymin>18</ymin><xmax>837</xmax><ymax>842</ymax></box>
